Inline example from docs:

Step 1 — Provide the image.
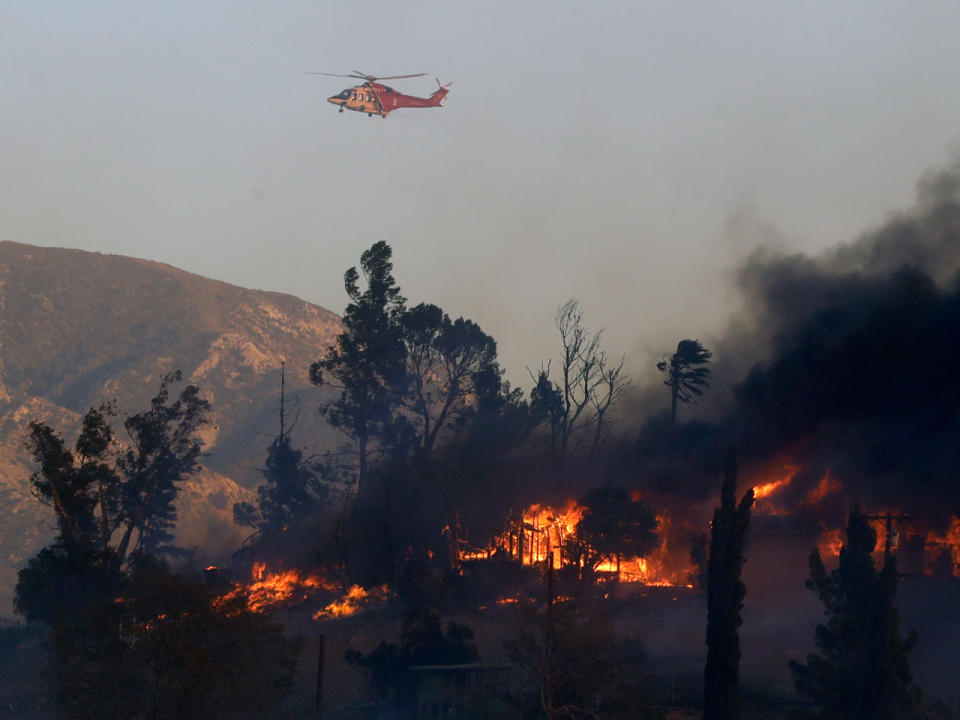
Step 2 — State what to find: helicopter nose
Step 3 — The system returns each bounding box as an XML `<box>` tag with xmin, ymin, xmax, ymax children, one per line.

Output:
<box><xmin>327</xmin><ymin>96</ymin><xmax>342</xmax><ymax>105</ymax></box>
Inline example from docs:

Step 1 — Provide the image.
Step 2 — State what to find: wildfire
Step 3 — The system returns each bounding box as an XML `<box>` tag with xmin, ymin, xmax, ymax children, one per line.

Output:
<box><xmin>806</xmin><ymin>471</ymin><xmax>842</xmax><ymax>505</ymax></box>
<box><xmin>460</xmin><ymin>500</ymin><xmax>697</xmax><ymax>587</ymax></box>
<box><xmin>312</xmin><ymin>584</ymin><xmax>391</xmax><ymax>620</ymax></box>
<box><xmin>753</xmin><ymin>465</ymin><xmax>798</xmax><ymax>500</ymax></box>
<box><xmin>817</xmin><ymin>527</ymin><xmax>844</xmax><ymax>558</ymax></box>
<box><xmin>926</xmin><ymin>516</ymin><xmax>960</xmax><ymax>575</ymax></box>
<box><xmin>216</xmin><ymin>562</ymin><xmax>338</xmax><ymax>614</ymax></box>
<box><xmin>814</xmin><ymin>514</ymin><xmax>960</xmax><ymax>579</ymax></box>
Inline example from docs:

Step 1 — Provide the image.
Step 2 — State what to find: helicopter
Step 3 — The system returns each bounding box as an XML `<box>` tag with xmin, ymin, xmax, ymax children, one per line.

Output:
<box><xmin>308</xmin><ymin>71</ymin><xmax>451</xmax><ymax>118</ymax></box>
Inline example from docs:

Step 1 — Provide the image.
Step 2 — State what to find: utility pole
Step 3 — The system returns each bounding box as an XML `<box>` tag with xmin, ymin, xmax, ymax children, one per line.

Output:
<box><xmin>866</xmin><ymin>510</ymin><xmax>911</xmax><ymax>565</ymax></box>
<box><xmin>279</xmin><ymin>360</ymin><xmax>287</xmax><ymax>441</ymax></box>
<box><xmin>315</xmin><ymin>633</ymin><xmax>327</xmax><ymax>720</ymax></box>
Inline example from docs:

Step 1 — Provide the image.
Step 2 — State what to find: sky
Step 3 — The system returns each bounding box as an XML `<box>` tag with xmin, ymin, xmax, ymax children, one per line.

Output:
<box><xmin>2</xmin><ymin>0</ymin><xmax>959</xmax><ymax>389</ymax></box>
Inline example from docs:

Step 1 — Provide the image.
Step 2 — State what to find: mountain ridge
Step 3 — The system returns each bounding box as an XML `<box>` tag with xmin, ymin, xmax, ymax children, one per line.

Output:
<box><xmin>0</xmin><ymin>241</ymin><xmax>345</xmax><ymax>612</ymax></box>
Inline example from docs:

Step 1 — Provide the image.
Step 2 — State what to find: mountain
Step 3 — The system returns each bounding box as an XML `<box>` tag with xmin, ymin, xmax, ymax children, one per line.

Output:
<box><xmin>0</xmin><ymin>241</ymin><xmax>343</xmax><ymax>612</ymax></box>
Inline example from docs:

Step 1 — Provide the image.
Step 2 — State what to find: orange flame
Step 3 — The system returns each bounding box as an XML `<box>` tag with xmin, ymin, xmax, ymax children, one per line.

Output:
<box><xmin>216</xmin><ymin>561</ymin><xmax>338</xmax><ymax>614</ymax></box>
<box><xmin>815</xmin><ymin>514</ymin><xmax>960</xmax><ymax>579</ymax></box>
<box><xmin>806</xmin><ymin>471</ymin><xmax>842</xmax><ymax>506</ymax></box>
<box><xmin>312</xmin><ymin>584</ymin><xmax>391</xmax><ymax>620</ymax></box>
<box><xmin>462</xmin><ymin>500</ymin><xmax>696</xmax><ymax>587</ymax></box>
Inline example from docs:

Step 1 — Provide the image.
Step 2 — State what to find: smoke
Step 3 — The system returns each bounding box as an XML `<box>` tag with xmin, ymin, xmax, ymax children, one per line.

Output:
<box><xmin>712</xmin><ymin>159</ymin><xmax>960</xmax><ymax>528</ymax></box>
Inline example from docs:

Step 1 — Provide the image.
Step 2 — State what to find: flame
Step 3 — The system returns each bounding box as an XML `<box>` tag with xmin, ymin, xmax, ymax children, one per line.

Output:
<box><xmin>815</xmin><ymin>514</ymin><xmax>960</xmax><ymax>579</ymax></box>
<box><xmin>924</xmin><ymin>516</ymin><xmax>960</xmax><ymax>576</ymax></box>
<box><xmin>817</xmin><ymin>527</ymin><xmax>844</xmax><ymax>558</ymax></box>
<box><xmin>313</xmin><ymin>584</ymin><xmax>391</xmax><ymax>619</ymax></box>
<box><xmin>750</xmin><ymin>464</ymin><xmax>800</xmax><ymax>517</ymax></box>
<box><xmin>806</xmin><ymin>471</ymin><xmax>842</xmax><ymax>505</ymax></box>
<box><xmin>216</xmin><ymin>561</ymin><xmax>338</xmax><ymax>613</ymax></box>
<box><xmin>460</xmin><ymin>500</ymin><xmax>696</xmax><ymax>587</ymax></box>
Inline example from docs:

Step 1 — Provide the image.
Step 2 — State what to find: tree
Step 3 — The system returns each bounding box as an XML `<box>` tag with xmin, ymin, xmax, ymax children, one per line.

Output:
<box><xmin>790</xmin><ymin>507</ymin><xmax>922</xmax><ymax>720</ymax></box>
<box><xmin>399</xmin><ymin>303</ymin><xmax>501</xmax><ymax>457</ymax></box>
<box><xmin>23</xmin><ymin>371</ymin><xmax>210</xmax><ymax>565</ymax></box>
<box><xmin>234</xmin><ymin>364</ymin><xmax>328</xmax><ymax>538</ymax></box>
<box><xmin>345</xmin><ymin>607</ymin><xmax>478</xmax><ymax>709</ymax></box>
<box><xmin>31</xmin><ymin>555</ymin><xmax>300</xmax><ymax>720</ymax></box>
<box><xmin>115</xmin><ymin>371</ymin><xmax>211</xmax><ymax>557</ymax></box>
<box><xmin>508</xmin><ymin>599</ymin><xmax>661</xmax><ymax>720</ymax></box>
<box><xmin>17</xmin><ymin>377</ymin><xmax>300</xmax><ymax>720</ymax></box>
<box><xmin>311</xmin><ymin>241</ymin><xmax>408</xmax><ymax>496</ymax></box>
<box><xmin>657</xmin><ymin>339</ymin><xmax>712</xmax><ymax>427</ymax></box>
<box><xmin>565</xmin><ymin>484</ymin><xmax>658</xmax><ymax>576</ymax></box>
<box><xmin>533</xmin><ymin>299</ymin><xmax>630</xmax><ymax>477</ymax></box>
<box><xmin>704</xmin><ymin>449</ymin><xmax>754</xmax><ymax>720</ymax></box>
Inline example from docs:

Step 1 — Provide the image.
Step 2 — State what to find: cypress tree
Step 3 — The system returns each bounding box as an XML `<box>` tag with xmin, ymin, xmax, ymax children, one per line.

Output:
<box><xmin>704</xmin><ymin>448</ymin><xmax>755</xmax><ymax>720</ymax></box>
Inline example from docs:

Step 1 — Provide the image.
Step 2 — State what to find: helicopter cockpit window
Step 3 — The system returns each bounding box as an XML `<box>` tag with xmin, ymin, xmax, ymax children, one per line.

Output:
<box><xmin>336</xmin><ymin>90</ymin><xmax>351</xmax><ymax>99</ymax></box>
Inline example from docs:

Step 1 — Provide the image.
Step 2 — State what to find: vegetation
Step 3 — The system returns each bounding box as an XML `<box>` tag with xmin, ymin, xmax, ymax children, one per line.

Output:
<box><xmin>565</xmin><ymin>483</ymin><xmax>659</xmax><ymax>576</ymax></box>
<box><xmin>790</xmin><ymin>507</ymin><xmax>924</xmax><ymax>720</ymax></box>
<box><xmin>234</xmin><ymin>366</ymin><xmax>329</xmax><ymax>541</ymax></box>
<box><xmin>23</xmin><ymin>371</ymin><xmax>208</xmax><ymax>565</ymax></box>
<box><xmin>16</xmin><ymin>374</ymin><xmax>300</xmax><ymax>719</ymax></box>
<box><xmin>508</xmin><ymin>598</ymin><xmax>662</xmax><ymax>720</ymax></box>
<box><xmin>532</xmin><ymin>298</ymin><xmax>630</xmax><ymax>478</ymax></box>
<box><xmin>309</xmin><ymin>241</ymin><xmax>409</xmax><ymax>495</ymax></box>
<box><xmin>345</xmin><ymin>607</ymin><xmax>478</xmax><ymax>709</ymax></box>
<box><xmin>10</xmin><ymin>240</ymin><xmax>953</xmax><ymax>719</ymax></box>
<box><xmin>704</xmin><ymin>450</ymin><xmax>755</xmax><ymax>720</ymax></box>
<box><xmin>657</xmin><ymin>338</ymin><xmax>712</xmax><ymax>427</ymax></box>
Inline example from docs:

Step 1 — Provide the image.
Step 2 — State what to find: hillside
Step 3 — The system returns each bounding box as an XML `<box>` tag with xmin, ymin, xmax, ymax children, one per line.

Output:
<box><xmin>0</xmin><ymin>241</ymin><xmax>343</xmax><ymax>612</ymax></box>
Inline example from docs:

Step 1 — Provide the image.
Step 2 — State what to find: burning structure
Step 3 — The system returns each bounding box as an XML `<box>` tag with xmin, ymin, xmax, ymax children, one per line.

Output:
<box><xmin>454</xmin><ymin>500</ymin><xmax>697</xmax><ymax>588</ymax></box>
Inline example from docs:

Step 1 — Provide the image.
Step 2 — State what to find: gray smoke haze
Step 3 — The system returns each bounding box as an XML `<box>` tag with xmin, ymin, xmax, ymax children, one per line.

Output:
<box><xmin>624</xmin><ymin>159</ymin><xmax>960</xmax><ymax>533</ymax></box>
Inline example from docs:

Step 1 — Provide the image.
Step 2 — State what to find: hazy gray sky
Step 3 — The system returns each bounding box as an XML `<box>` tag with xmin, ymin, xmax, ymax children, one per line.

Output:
<box><xmin>3</xmin><ymin>1</ymin><xmax>959</xmax><ymax>387</ymax></box>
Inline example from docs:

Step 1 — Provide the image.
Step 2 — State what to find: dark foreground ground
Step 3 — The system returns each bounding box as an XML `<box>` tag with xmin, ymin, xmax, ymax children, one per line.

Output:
<box><xmin>1</xmin><ymin>564</ymin><xmax>957</xmax><ymax>719</ymax></box>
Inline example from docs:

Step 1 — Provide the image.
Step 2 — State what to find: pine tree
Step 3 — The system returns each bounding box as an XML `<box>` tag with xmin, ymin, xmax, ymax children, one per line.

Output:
<box><xmin>704</xmin><ymin>449</ymin><xmax>754</xmax><ymax>720</ymax></box>
<box><xmin>310</xmin><ymin>241</ymin><xmax>408</xmax><ymax>495</ymax></box>
<box><xmin>234</xmin><ymin>363</ymin><xmax>327</xmax><ymax>537</ymax></box>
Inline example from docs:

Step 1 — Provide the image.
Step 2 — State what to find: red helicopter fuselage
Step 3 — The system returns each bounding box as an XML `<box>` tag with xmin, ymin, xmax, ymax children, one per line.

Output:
<box><xmin>327</xmin><ymin>81</ymin><xmax>449</xmax><ymax>118</ymax></box>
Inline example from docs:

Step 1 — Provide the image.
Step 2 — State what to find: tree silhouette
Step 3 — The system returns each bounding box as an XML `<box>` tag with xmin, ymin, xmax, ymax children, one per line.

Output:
<box><xmin>565</xmin><ymin>484</ymin><xmax>658</xmax><ymax>576</ymax></box>
<box><xmin>534</xmin><ymin>299</ymin><xmax>630</xmax><ymax>477</ymax></box>
<box><xmin>657</xmin><ymin>339</ymin><xmax>712</xmax><ymax>427</ymax></box>
<box><xmin>790</xmin><ymin>507</ymin><xmax>922</xmax><ymax>720</ymax></box>
<box><xmin>16</xmin><ymin>377</ymin><xmax>298</xmax><ymax>718</ymax></box>
<box><xmin>399</xmin><ymin>302</ymin><xmax>501</xmax><ymax>457</ymax></box>
<box><xmin>310</xmin><ymin>241</ymin><xmax>408</xmax><ymax>496</ymax></box>
<box><xmin>704</xmin><ymin>449</ymin><xmax>754</xmax><ymax>720</ymax></box>
<box><xmin>23</xmin><ymin>371</ymin><xmax>209</xmax><ymax>564</ymax></box>
<box><xmin>234</xmin><ymin>364</ymin><xmax>327</xmax><ymax>538</ymax></box>
<box><xmin>345</xmin><ymin>607</ymin><xmax>477</xmax><ymax>709</ymax></box>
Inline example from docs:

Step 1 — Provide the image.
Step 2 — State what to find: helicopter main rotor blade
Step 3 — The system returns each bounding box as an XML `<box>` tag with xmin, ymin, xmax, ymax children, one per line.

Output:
<box><xmin>307</xmin><ymin>70</ymin><xmax>428</xmax><ymax>81</ymax></box>
<box><xmin>374</xmin><ymin>73</ymin><xmax>427</xmax><ymax>80</ymax></box>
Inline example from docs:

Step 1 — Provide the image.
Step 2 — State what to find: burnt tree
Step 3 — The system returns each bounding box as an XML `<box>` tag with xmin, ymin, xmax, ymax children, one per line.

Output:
<box><xmin>704</xmin><ymin>449</ymin><xmax>754</xmax><ymax>720</ymax></box>
<box><xmin>533</xmin><ymin>298</ymin><xmax>629</xmax><ymax>478</ymax></box>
